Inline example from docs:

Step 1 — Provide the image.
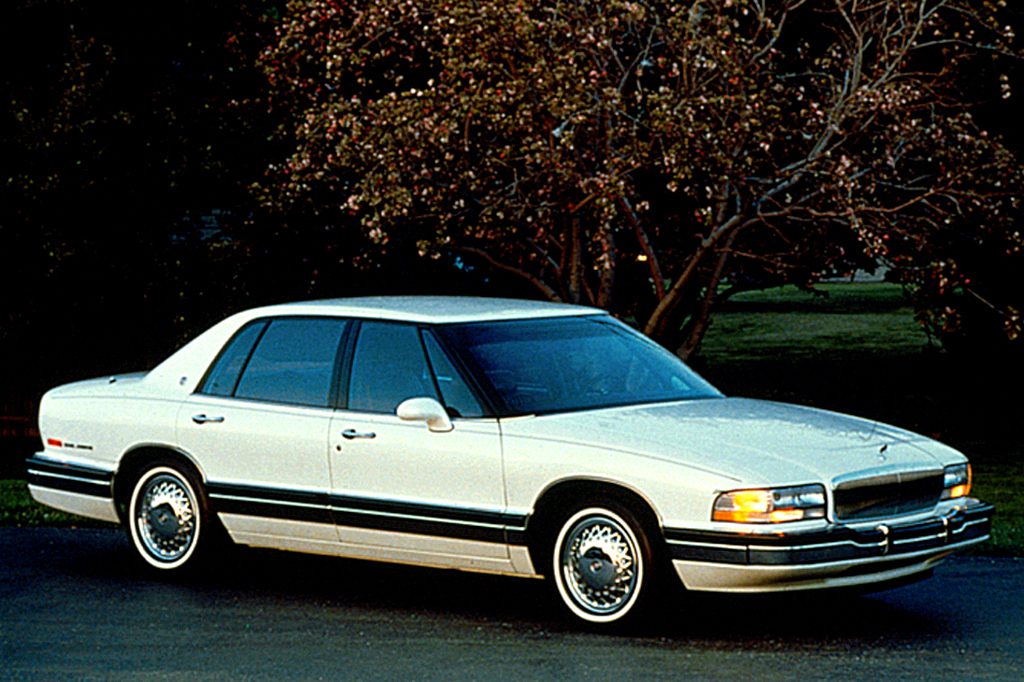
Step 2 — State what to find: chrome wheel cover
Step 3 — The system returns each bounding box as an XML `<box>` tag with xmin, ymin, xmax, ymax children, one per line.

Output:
<box><xmin>134</xmin><ymin>472</ymin><xmax>197</xmax><ymax>563</ymax></box>
<box><xmin>558</xmin><ymin>511</ymin><xmax>641</xmax><ymax>617</ymax></box>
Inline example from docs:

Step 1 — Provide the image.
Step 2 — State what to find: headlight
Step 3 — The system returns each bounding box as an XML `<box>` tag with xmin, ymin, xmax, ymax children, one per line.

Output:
<box><xmin>942</xmin><ymin>463</ymin><xmax>972</xmax><ymax>499</ymax></box>
<box><xmin>712</xmin><ymin>484</ymin><xmax>826</xmax><ymax>523</ymax></box>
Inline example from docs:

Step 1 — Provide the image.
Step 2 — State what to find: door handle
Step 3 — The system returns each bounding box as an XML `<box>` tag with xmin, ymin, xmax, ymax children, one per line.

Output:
<box><xmin>192</xmin><ymin>414</ymin><xmax>225</xmax><ymax>425</ymax></box>
<box><xmin>341</xmin><ymin>429</ymin><xmax>376</xmax><ymax>440</ymax></box>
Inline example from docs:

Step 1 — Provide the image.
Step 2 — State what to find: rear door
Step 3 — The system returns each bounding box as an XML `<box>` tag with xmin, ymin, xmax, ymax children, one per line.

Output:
<box><xmin>176</xmin><ymin>316</ymin><xmax>349</xmax><ymax>548</ymax></box>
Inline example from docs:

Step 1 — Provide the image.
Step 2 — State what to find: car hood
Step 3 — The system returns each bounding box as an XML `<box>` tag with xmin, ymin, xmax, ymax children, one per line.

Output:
<box><xmin>499</xmin><ymin>397</ymin><xmax>951</xmax><ymax>485</ymax></box>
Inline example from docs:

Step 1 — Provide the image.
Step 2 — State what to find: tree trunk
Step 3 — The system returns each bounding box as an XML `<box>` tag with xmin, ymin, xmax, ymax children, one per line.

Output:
<box><xmin>642</xmin><ymin>244</ymin><xmax>708</xmax><ymax>342</ymax></box>
<box><xmin>676</xmin><ymin>232</ymin><xmax>737</xmax><ymax>360</ymax></box>
<box><xmin>596</xmin><ymin>228</ymin><xmax>615</xmax><ymax>309</ymax></box>
<box><xmin>617</xmin><ymin>197</ymin><xmax>665</xmax><ymax>300</ymax></box>
<box><xmin>567</xmin><ymin>217</ymin><xmax>583</xmax><ymax>304</ymax></box>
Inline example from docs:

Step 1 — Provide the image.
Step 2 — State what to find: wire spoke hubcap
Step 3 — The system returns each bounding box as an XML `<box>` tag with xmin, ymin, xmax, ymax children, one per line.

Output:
<box><xmin>561</xmin><ymin>515</ymin><xmax>639</xmax><ymax>615</ymax></box>
<box><xmin>136</xmin><ymin>474</ymin><xmax>196</xmax><ymax>562</ymax></box>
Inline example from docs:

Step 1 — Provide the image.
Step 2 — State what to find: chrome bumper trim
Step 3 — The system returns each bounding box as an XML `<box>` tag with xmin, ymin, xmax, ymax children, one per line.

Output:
<box><xmin>663</xmin><ymin>500</ymin><xmax>993</xmax><ymax>567</ymax></box>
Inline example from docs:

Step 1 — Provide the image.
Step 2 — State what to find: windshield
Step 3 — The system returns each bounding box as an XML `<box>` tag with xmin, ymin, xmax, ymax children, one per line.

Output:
<box><xmin>435</xmin><ymin>315</ymin><xmax>722</xmax><ymax>416</ymax></box>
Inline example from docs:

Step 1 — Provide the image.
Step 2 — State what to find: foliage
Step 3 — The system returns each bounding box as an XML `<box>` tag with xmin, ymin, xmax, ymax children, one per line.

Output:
<box><xmin>262</xmin><ymin>0</ymin><xmax>1022</xmax><ymax>356</ymax></box>
<box><xmin>900</xmin><ymin>2</ymin><xmax>1024</xmax><ymax>354</ymax></box>
<box><xmin>0</xmin><ymin>1</ymin><xmax>283</xmax><ymax>395</ymax></box>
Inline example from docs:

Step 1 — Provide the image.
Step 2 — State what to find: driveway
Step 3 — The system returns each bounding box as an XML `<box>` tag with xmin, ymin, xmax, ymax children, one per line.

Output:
<box><xmin>1</xmin><ymin>528</ymin><xmax>1020</xmax><ymax>680</ymax></box>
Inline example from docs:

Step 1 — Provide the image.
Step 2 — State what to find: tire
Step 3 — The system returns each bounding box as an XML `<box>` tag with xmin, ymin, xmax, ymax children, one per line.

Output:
<box><xmin>127</xmin><ymin>462</ymin><xmax>208</xmax><ymax>570</ymax></box>
<box><xmin>550</xmin><ymin>503</ymin><xmax>655</xmax><ymax>626</ymax></box>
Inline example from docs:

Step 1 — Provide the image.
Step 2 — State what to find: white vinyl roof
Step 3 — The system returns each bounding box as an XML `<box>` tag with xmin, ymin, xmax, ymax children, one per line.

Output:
<box><xmin>239</xmin><ymin>296</ymin><xmax>603</xmax><ymax>324</ymax></box>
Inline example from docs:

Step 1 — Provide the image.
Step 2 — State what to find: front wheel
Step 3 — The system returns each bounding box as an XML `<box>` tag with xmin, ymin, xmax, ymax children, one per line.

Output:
<box><xmin>127</xmin><ymin>463</ymin><xmax>206</xmax><ymax>570</ymax></box>
<box><xmin>551</xmin><ymin>505</ymin><xmax>654</xmax><ymax>626</ymax></box>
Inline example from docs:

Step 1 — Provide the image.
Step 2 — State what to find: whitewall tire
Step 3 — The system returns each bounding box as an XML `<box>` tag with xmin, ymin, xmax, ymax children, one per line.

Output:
<box><xmin>128</xmin><ymin>465</ymin><xmax>205</xmax><ymax>570</ymax></box>
<box><xmin>551</xmin><ymin>505</ymin><xmax>652</xmax><ymax>625</ymax></box>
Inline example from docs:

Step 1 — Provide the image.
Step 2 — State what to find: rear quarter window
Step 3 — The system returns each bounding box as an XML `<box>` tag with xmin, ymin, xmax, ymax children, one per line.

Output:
<box><xmin>199</xmin><ymin>321</ymin><xmax>267</xmax><ymax>397</ymax></box>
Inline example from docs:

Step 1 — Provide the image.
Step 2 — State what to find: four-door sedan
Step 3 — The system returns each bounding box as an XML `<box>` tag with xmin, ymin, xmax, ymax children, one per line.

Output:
<box><xmin>27</xmin><ymin>296</ymin><xmax>993</xmax><ymax>627</ymax></box>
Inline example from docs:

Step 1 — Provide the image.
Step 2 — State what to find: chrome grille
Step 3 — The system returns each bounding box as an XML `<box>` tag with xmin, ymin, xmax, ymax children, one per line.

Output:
<box><xmin>833</xmin><ymin>470</ymin><xmax>944</xmax><ymax>521</ymax></box>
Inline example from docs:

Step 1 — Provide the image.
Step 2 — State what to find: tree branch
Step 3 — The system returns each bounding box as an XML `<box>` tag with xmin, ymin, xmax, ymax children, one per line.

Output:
<box><xmin>617</xmin><ymin>196</ymin><xmax>665</xmax><ymax>299</ymax></box>
<box><xmin>456</xmin><ymin>247</ymin><xmax>561</xmax><ymax>302</ymax></box>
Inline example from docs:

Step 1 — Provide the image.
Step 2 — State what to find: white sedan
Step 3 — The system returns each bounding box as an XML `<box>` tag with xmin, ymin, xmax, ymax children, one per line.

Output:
<box><xmin>26</xmin><ymin>296</ymin><xmax>992</xmax><ymax>627</ymax></box>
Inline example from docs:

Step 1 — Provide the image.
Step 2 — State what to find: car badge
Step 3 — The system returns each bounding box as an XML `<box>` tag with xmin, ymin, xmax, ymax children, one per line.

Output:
<box><xmin>878</xmin><ymin>444</ymin><xmax>888</xmax><ymax>462</ymax></box>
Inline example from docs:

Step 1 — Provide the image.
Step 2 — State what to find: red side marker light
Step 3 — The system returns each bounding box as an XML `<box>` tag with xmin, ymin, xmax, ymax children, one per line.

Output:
<box><xmin>46</xmin><ymin>438</ymin><xmax>62</xmax><ymax>448</ymax></box>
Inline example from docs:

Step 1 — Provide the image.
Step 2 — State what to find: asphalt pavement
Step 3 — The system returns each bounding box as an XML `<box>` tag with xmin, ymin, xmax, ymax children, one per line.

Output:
<box><xmin>1</xmin><ymin>527</ymin><xmax>1021</xmax><ymax>680</ymax></box>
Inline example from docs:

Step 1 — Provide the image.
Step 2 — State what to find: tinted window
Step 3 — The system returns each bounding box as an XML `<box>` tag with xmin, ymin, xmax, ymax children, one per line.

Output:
<box><xmin>347</xmin><ymin>322</ymin><xmax>439</xmax><ymax>413</ymax></box>
<box><xmin>233</xmin><ymin>318</ymin><xmax>348</xmax><ymax>407</ymax></box>
<box><xmin>436</xmin><ymin>316</ymin><xmax>721</xmax><ymax>415</ymax></box>
<box><xmin>200</xmin><ymin>321</ymin><xmax>267</xmax><ymax>397</ymax></box>
<box><xmin>423</xmin><ymin>332</ymin><xmax>484</xmax><ymax>418</ymax></box>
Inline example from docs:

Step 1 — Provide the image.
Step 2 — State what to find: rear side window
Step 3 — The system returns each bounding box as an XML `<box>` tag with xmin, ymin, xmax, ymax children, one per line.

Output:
<box><xmin>200</xmin><ymin>321</ymin><xmax>267</xmax><ymax>397</ymax></box>
<box><xmin>232</xmin><ymin>317</ymin><xmax>348</xmax><ymax>407</ymax></box>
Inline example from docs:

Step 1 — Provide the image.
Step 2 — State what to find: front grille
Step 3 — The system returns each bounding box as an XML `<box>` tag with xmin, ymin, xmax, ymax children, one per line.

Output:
<box><xmin>833</xmin><ymin>470</ymin><xmax>944</xmax><ymax>521</ymax></box>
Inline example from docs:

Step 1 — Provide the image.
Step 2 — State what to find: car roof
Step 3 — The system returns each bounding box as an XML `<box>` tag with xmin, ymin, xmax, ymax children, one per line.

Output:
<box><xmin>241</xmin><ymin>296</ymin><xmax>603</xmax><ymax>324</ymax></box>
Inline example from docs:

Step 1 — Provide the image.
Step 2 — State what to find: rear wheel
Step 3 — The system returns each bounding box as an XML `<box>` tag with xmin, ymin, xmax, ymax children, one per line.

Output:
<box><xmin>550</xmin><ymin>504</ymin><xmax>655</xmax><ymax>626</ymax></box>
<box><xmin>127</xmin><ymin>463</ymin><xmax>207</xmax><ymax>570</ymax></box>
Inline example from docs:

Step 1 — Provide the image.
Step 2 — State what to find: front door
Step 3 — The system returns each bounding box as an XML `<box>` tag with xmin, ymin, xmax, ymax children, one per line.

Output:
<box><xmin>328</xmin><ymin>321</ymin><xmax>510</xmax><ymax>569</ymax></box>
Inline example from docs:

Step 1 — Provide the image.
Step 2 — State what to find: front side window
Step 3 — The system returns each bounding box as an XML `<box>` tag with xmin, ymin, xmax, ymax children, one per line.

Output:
<box><xmin>436</xmin><ymin>315</ymin><xmax>722</xmax><ymax>415</ymax></box>
<box><xmin>423</xmin><ymin>332</ymin><xmax>484</xmax><ymax>418</ymax></box>
<box><xmin>232</xmin><ymin>317</ymin><xmax>348</xmax><ymax>407</ymax></box>
<box><xmin>347</xmin><ymin>322</ymin><xmax>440</xmax><ymax>414</ymax></box>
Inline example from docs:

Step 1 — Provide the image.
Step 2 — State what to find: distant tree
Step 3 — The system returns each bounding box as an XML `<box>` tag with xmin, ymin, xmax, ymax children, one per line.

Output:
<box><xmin>895</xmin><ymin>2</ymin><xmax>1024</xmax><ymax>354</ymax></box>
<box><xmin>0</xmin><ymin>1</ymin><xmax>281</xmax><ymax>394</ymax></box>
<box><xmin>263</xmin><ymin>0</ymin><xmax>1020</xmax><ymax>357</ymax></box>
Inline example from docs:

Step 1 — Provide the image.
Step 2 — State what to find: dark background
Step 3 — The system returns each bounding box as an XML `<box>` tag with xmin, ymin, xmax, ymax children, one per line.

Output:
<box><xmin>1</xmin><ymin>1</ymin><xmax>1022</xmax><ymax>468</ymax></box>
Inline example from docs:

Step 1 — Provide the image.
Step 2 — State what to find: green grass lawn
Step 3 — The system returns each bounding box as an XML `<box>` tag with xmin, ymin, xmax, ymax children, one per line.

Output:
<box><xmin>699</xmin><ymin>282</ymin><xmax>935</xmax><ymax>362</ymax></box>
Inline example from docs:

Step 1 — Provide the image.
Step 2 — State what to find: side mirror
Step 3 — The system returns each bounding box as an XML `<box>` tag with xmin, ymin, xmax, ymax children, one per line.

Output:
<box><xmin>396</xmin><ymin>397</ymin><xmax>453</xmax><ymax>433</ymax></box>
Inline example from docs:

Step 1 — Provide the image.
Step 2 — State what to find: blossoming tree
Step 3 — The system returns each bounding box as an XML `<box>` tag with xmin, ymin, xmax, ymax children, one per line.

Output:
<box><xmin>263</xmin><ymin>0</ymin><xmax>1021</xmax><ymax>355</ymax></box>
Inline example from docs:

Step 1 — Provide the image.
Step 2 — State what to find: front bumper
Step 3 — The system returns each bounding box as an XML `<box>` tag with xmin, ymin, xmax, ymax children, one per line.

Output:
<box><xmin>664</xmin><ymin>498</ymin><xmax>993</xmax><ymax>593</ymax></box>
